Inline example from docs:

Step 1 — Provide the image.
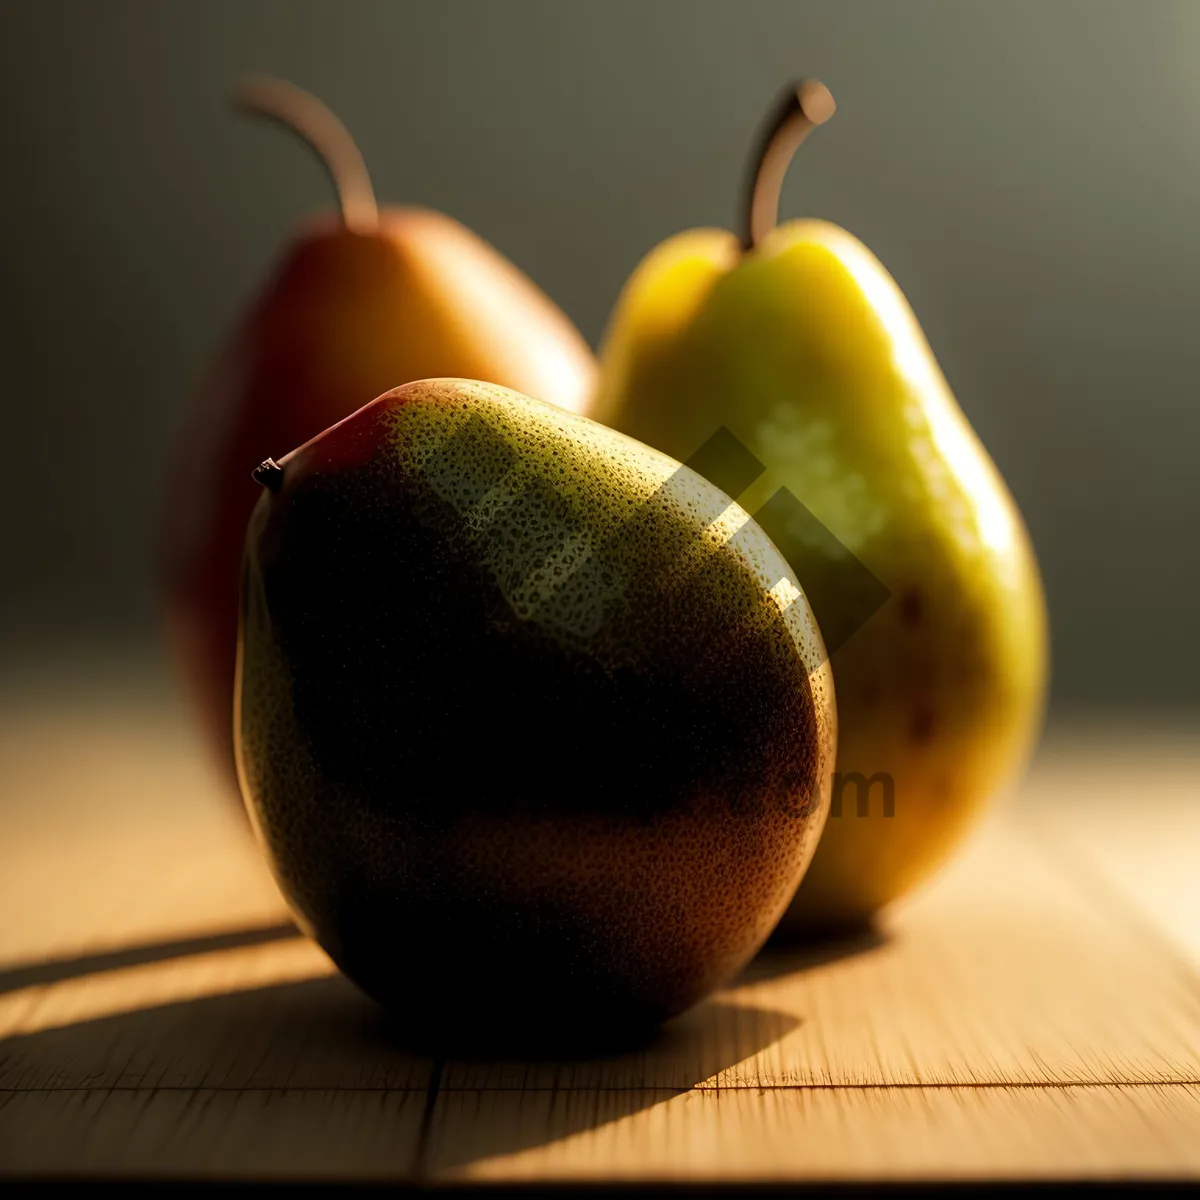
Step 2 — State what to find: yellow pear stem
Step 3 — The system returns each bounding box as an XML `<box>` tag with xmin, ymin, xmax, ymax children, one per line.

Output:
<box><xmin>743</xmin><ymin>80</ymin><xmax>836</xmax><ymax>251</ymax></box>
<box><xmin>233</xmin><ymin>75</ymin><xmax>379</xmax><ymax>234</ymax></box>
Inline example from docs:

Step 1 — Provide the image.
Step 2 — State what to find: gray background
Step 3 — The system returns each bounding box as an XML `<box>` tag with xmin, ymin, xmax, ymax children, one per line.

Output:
<box><xmin>0</xmin><ymin>0</ymin><xmax>1196</xmax><ymax>712</ymax></box>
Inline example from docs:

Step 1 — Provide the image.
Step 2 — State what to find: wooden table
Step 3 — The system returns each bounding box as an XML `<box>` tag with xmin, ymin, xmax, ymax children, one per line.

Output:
<box><xmin>1</xmin><ymin>662</ymin><xmax>1198</xmax><ymax>1182</ymax></box>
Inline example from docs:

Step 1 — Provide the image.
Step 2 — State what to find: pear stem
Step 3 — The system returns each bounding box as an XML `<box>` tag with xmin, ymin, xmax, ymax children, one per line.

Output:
<box><xmin>252</xmin><ymin>458</ymin><xmax>285</xmax><ymax>492</ymax></box>
<box><xmin>233</xmin><ymin>75</ymin><xmax>379</xmax><ymax>234</ymax></box>
<box><xmin>742</xmin><ymin>80</ymin><xmax>836</xmax><ymax>251</ymax></box>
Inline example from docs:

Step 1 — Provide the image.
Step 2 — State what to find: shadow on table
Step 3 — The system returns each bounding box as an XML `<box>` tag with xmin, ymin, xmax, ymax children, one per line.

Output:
<box><xmin>0</xmin><ymin>920</ymin><xmax>301</xmax><ymax>995</ymax></box>
<box><xmin>0</xmin><ymin>916</ymin><xmax>889</xmax><ymax>1001</ymax></box>
<box><xmin>0</xmin><ymin>910</ymin><xmax>891</xmax><ymax>1175</ymax></box>
<box><xmin>0</xmin><ymin>967</ymin><xmax>794</xmax><ymax>1176</ymax></box>
<box><xmin>741</xmin><ymin>920</ymin><xmax>891</xmax><ymax>985</ymax></box>
<box><xmin>419</xmin><ymin>995</ymin><xmax>799</xmax><ymax>1175</ymax></box>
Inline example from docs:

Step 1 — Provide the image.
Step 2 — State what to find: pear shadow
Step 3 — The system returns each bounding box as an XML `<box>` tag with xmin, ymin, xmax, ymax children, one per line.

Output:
<box><xmin>0</xmin><ymin>973</ymin><xmax>431</xmax><ymax>1093</ymax></box>
<box><xmin>0</xmin><ymin>967</ymin><xmax>796</xmax><ymax>1178</ymax></box>
<box><xmin>738</xmin><ymin>919</ymin><xmax>892</xmax><ymax>985</ymax></box>
<box><xmin>419</xmin><ymin>997</ymin><xmax>798</xmax><ymax>1176</ymax></box>
<box><xmin>0</xmin><ymin>920</ymin><xmax>301</xmax><ymax>996</ymax></box>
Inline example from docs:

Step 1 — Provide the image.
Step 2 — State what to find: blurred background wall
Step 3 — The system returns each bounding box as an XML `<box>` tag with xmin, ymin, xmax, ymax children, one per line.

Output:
<box><xmin>0</xmin><ymin>0</ymin><xmax>1196</xmax><ymax>714</ymax></box>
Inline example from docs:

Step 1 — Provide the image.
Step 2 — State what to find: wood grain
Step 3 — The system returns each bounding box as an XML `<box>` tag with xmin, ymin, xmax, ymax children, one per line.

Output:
<box><xmin>1020</xmin><ymin>721</ymin><xmax>1200</xmax><ymax>973</ymax></box>
<box><xmin>0</xmin><ymin>1088</ymin><xmax>426</xmax><ymax>1179</ymax></box>
<box><xmin>717</xmin><ymin>811</ymin><xmax>1200</xmax><ymax>1089</ymax></box>
<box><xmin>431</xmin><ymin>1084</ymin><xmax>1200</xmax><ymax>1181</ymax></box>
<box><xmin>1</xmin><ymin>668</ymin><xmax>1198</xmax><ymax>1180</ymax></box>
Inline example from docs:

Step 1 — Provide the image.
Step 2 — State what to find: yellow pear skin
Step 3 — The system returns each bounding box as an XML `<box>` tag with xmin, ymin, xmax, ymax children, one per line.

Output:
<box><xmin>592</xmin><ymin>215</ymin><xmax>1048</xmax><ymax>932</ymax></box>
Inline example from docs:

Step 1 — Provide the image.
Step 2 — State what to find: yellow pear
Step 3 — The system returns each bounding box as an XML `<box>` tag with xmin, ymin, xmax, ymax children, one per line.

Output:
<box><xmin>591</xmin><ymin>82</ymin><xmax>1048</xmax><ymax>932</ymax></box>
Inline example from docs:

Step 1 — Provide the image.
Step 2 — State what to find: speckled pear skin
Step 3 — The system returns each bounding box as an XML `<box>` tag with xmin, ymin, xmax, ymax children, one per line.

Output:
<box><xmin>235</xmin><ymin>380</ymin><xmax>835</xmax><ymax>1035</ymax></box>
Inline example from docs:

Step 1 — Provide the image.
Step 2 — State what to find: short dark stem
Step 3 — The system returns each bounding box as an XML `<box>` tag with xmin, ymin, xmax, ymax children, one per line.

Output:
<box><xmin>252</xmin><ymin>458</ymin><xmax>285</xmax><ymax>492</ymax></box>
<box><xmin>741</xmin><ymin>80</ymin><xmax>836</xmax><ymax>252</ymax></box>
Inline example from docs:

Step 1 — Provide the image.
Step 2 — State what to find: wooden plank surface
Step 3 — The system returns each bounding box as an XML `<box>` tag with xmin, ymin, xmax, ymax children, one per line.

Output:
<box><xmin>1020</xmin><ymin>720</ymin><xmax>1200</xmax><ymax>974</ymax></box>
<box><xmin>1</xmin><ymin>664</ymin><xmax>1198</xmax><ymax>1180</ymax></box>
<box><xmin>427</xmin><ymin>1084</ymin><xmax>1200</xmax><ymax>1182</ymax></box>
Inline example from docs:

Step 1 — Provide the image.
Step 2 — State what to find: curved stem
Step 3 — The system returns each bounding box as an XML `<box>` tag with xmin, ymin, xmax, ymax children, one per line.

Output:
<box><xmin>742</xmin><ymin>80</ymin><xmax>835</xmax><ymax>252</ymax></box>
<box><xmin>233</xmin><ymin>75</ymin><xmax>378</xmax><ymax>234</ymax></box>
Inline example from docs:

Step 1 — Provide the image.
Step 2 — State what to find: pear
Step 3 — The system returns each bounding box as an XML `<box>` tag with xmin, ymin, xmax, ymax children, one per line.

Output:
<box><xmin>163</xmin><ymin>77</ymin><xmax>595</xmax><ymax>787</ymax></box>
<box><xmin>235</xmin><ymin>379</ymin><xmax>834</xmax><ymax>1033</ymax></box>
<box><xmin>591</xmin><ymin>82</ymin><xmax>1048</xmax><ymax>932</ymax></box>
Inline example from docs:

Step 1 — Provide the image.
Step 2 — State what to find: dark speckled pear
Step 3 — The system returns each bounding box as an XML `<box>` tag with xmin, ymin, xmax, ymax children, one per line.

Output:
<box><xmin>235</xmin><ymin>379</ymin><xmax>835</xmax><ymax>1037</ymax></box>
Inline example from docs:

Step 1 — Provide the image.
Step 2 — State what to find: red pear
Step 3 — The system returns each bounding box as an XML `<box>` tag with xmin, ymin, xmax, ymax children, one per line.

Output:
<box><xmin>162</xmin><ymin>77</ymin><xmax>596</xmax><ymax>786</ymax></box>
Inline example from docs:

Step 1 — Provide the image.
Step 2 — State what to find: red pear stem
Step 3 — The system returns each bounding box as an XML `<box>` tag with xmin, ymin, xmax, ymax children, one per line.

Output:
<box><xmin>234</xmin><ymin>75</ymin><xmax>379</xmax><ymax>234</ymax></box>
<box><xmin>743</xmin><ymin>80</ymin><xmax>836</xmax><ymax>251</ymax></box>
